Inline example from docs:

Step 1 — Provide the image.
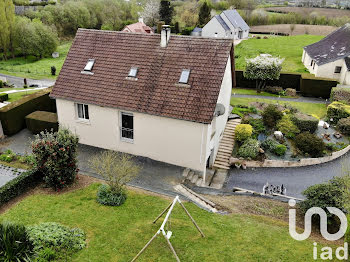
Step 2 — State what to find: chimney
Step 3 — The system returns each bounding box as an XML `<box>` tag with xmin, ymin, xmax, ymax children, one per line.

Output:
<box><xmin>160</xmin><ymin>25</ymin><xmax>171</xmax><ymax>48</ymax></box>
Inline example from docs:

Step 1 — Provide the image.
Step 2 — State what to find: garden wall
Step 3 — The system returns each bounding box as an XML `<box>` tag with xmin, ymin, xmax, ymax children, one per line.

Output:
<box><xmin>235</xmin><ymin>70</ymin><xmax>337</xmax><ymax>98</ymax></box>
<box><xmin>0</xmin><ymin>89</ymin><xmax>56</xmax><ymax>136</ymax></box>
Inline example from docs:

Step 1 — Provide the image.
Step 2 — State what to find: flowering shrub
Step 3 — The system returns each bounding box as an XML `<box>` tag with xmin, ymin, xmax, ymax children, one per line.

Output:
<box><xmin>32</xmin><ymin>129</ymin><xmax>79</xmax><ymax>190</ymax></box>
<box><xmin>238</xmin><ymin>138</ymin><xmax>260</xmax><ymax>159</ymax></box>
<box><xmin>235</xmin><ymin>124</ymin><xmax>253</xmax><ymax>142</ymax></box>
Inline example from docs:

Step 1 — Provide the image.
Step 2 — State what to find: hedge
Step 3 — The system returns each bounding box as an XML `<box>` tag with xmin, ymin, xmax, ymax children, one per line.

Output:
<box><xmin>0</xmin><ymin>170</ymin><xmax>43</xmax><ymax>207</ymax></box>
<box><xmin>327</xmin><ymin>102</ymin><xmax>350</xmax><ymax>124</ymax></box>
<box><xmin>235</xmin><ymin>70</ymin><xmax>337</xmax><ymax>98</ymax></box>
<box><xmin>0</xmin><ymin>89</ymin><xmax>56</xmax><ymax>136</ymax></box>
<box><xmin>0</xmin><ymin>93</ymin><xmax>8</xmax><ymax>102</ymax></box>
<box><xmin>337</xmin><ymin>117</ymin><xmax>350</xmax><ymax>135</ymax></box>
<box><xmin>291</xmin><ymin>112</ymin><xmax>319</xmax><ymax>133</ymax></box>
<box><xmin>25</xmin><ymin>111</ymin><xmax>58</xmax><ymax>134</ymax></box>
<box><xmin>330</xmin><ymin>87</ymin><xmax>350</xmax><ymax>105</ymax></box>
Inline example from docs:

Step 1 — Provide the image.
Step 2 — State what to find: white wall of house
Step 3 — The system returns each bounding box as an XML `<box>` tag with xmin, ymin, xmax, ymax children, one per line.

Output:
<box><xmin>202</xmin><ymin>18</ymin><xmax>228</xmax><ymax>38</ymax></box>
<box><xmin>56</xmin><ymin>98</ymin><xmax>211</xmax><ymax>172</ymax></box>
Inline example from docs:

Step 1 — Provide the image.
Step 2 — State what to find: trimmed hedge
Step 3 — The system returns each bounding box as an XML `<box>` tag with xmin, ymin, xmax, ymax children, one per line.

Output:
<box><xmin>291</xmin><ymin>112</ymin><xmax>319</xmax><ymax>133</ymax></box>
<box><xmin>330</xmin><ymin>87</ymin><xmax>350</xmax><ymax>105</ymax></box>
<box><xmin>25</xmin><ymin>111</ymin><xmax>58</xmax><ymax>134</ymax></box>
<box><xmin>0</xmin><ymin>89</ymin><xmax>56</xmax><ymax>136</ymax></box>
<box><xmin>327</xmin><ymin>102</ymin><xmax>350</xmax><ymax>124</ymax></box>
<box><xmin>337</xmin><ymin>117</ymin><xmax>350</xmax><ymax>135</ymax></box>
<box><xmin>0</xmin><ymin>93</ymin><xmax>8</xmax><ymax>102</ymax></box>
<box><xmin>0</xmin><ymin>170</ymin><xmax>42</xmax><ymax>207</ymax></box>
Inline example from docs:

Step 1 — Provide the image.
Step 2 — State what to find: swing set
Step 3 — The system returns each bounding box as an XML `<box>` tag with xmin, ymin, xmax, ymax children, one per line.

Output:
<box><xmin>131</xmin><ymin>195</ymin><xmax>205</xmax><ymax>262</ymax></box>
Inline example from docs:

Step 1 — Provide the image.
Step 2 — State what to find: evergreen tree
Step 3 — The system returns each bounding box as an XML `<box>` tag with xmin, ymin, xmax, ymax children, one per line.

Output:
<box><xmin>198</xmin><ymin>1</ymin><xmax>211</xmax><ymax>27</ymax></box>
<box><xmin>5</xmin><ymin>0</ymin><xmax>15</xmax><ymax>58</ymax></box>
<box><xmin>159</xmin><ymin>0</ymin><xmax>173</xmax><ymax>25</ymax></box>
<box><xmin>0</xmin><ymin>0</ymin><xmax>10</xmax><ymax>60</ymax></box>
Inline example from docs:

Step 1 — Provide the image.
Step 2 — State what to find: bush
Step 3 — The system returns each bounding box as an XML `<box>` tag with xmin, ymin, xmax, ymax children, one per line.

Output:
<box><xmin>27</xmin><ymin>222</ymin><xmax>86</xmax><ymax>255</ymax></box>
<box><xmin>291</xmin><ymin>112</ymin><xmax>319</xmax><ymax>133</ymax></box>
<box><xmin>295</xmin><ymin>132</ymin><xmax>326</xmax><ymax>157</ymax></box>
<box><xmin>51</xmin><ymin>66</ymin><xmax>56</xmax><ymax>76</ymax></box>
<box><xmin>327</xmin><ymin>101</ymin><xmax>350</xmax><ymax>124</ymax></box>
<box><xmin>261</xmin><ymin>139</ymin><xmax>287</xmax><ymax>156</ymax></box>
<box><xmin>330</xmin><ymin>87</ymin><xmax>350</xmax><ymax>105</ymax></box>
<box><xmin>276</xmin><ymin>114</ymin><xmax>300</xmax><ymax>138</ymax></box>
<box><xmin>0</xmin><ymin>80</ymin><xmax>3</xmax><ymax>88</ymax></box>
<box><xmin>238</xmin><ymin>138</ymin><xmax>260</xmax><ymax>159</ymax></box>
<box><xmin>0</xmin><ymin>222</ymin><xmax>34</xmax><ymax>261</ymax></box>
<box><xmin>242</xmin><ymin>118</ymin><xmax>266</xmax><ymax>135</ymax></box>
<box><xmin>265</xmin><ymin>86</ymin><xmax>283</xmax><ymax>94</ymax></box>
<box><xmin>32</xmin><ymin>129</ymin><xmax>79</xmax><ymax>191</ymax></box>
<box><xmin>25</xmin><ymin>111</ymin><xmax>58</xmax><ymax>134</ymax></box>
<box><xmin>97</xmin><ymin>184</ymin><xmax>127</xmax><ymax>206</ymax></box>
<box><xmin>262</xmin><ymin>104</ymin><xmax>283</xmax><ymax>128</ymax></box>
<box><xmin>0</xmin><ymin>93</ymin><xmax>8</xmax><ymax>102</ymax></box>
<box><xmin>235</xmin><ymin>124</ymin><xmax>253</xmax><ymax>142</ymax></box>
<box><xmin>0</xmin><ymin>149</ymin><xmax>16</xmax><ymax>162</ymax></box>
<box><xmin>0</xmin><ymin>170</ymin><xmax>42</xmax><ymax>207</ymax></box>
<box><xmin>275</xmin><ymin>144</ymin><xmax>287</xmax><ymax>156</ymax></box>
<box><xmin>337</xmin><ymin>117</ymin><xmax>350</xmax><ymax>135</ymax></box>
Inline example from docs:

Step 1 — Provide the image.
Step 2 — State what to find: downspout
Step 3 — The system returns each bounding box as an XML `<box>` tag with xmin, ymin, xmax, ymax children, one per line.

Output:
<box><xmin>200</xmin><ymin>123</ymin><xmax>206</xmax><ymax>185</ymax></box>
<box><xmin>230</xmin><ymin>44</ymin><xmax>236</xmax><ymax>88</ymax></box>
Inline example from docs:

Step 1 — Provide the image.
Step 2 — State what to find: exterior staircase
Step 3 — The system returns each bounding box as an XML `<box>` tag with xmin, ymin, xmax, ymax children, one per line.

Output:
<box><xmin>213</xmin><ymin>118</ymin><xmax>241</xmax><ymax>170</ymax></box>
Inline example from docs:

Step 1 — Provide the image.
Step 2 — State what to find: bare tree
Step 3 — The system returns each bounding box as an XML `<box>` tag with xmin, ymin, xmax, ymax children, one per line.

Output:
<box><xmin>290</xmin><ymin>24</ymin><xmax>296</xmax><ymax>36</ymax></box>
<box><xmin>141</xmin><ymin>0</ymin><xmax>160</xmax><ymax>27</ymax></box>
<box><xmin>89</xmin><ymin>150</ymin><xmax>140</xmax><ymax>193</ymax></box>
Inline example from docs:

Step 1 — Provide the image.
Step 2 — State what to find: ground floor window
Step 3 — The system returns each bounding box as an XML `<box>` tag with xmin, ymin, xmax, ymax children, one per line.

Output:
<box><xmin>334</xmin><ymin>66</ymin><xmax>342</xmax><ymax>74</ymax></box>
<box><xmin>77</xmin><ymin>103</ymin><xmax>89</xmax><ymax>120</ymax></box>
<box><xmin>121</xmin><ymin>112</ymin><xmax>134</xmax><ymax>141</ymax></box>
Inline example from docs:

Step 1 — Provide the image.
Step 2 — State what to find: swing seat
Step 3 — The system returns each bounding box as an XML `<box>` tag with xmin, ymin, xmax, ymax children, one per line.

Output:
<box><xmin>166</xmin><ymin>231</ymin><xmax>173</xmax><ymax>239</ymax></box>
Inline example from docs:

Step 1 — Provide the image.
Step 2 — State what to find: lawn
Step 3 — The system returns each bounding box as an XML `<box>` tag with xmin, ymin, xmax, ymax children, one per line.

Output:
<box><xmin>0</xmin><ymin>41</ymin><xmax>72</xmax><ymax>80</ymax></box>
<box><xmin>7</xmin><ymin>90</ymin><xmax>42</xmax><ymax>102</ymax></box>
<box><xmin>0</xmin><ymin>183</ymin><xmax>322</xmax><ymax>262</ymax></box>
<box><xmin>235</xmin><ymin>35</ymin><xmax>324</xmax><ymax>73</ymax></box>
<box><xmin>232</xmin><ymin>88</ymin><xmax>295</xmax><ymax>98</ymax></box>
<box><xmin>231</xmin><ymin>97</ymin><xmax>327</xmax><ymax>119</ymax></box>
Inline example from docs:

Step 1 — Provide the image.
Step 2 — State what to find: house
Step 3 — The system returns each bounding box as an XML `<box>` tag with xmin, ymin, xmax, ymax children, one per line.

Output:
<box><xmin>302</xmin><ymin>24</ymin><xmax>350</xmax><ymax>85</ymax></box>
<box><xmin>201</xmin><ymin>10</ymin><xmax>250</xmax><ymax>40</ymax></box>
<box><xmin>191</xmin><ymin>27</ymin><xmax>202</xmax><ymax>37</ymax></box>
<box><xmin>50</xmin><ymin>26</ymin><xmax>234</xmax><ymax>179</ymax></box>
<box><xmin>122</xmin><ymin>18</ymin><xmax>153</xmax><ymax>34</ymax></box>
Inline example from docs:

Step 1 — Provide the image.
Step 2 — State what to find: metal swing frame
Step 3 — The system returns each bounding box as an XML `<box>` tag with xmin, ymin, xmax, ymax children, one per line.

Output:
<box><xmin>131</xmin><ymin>195</ymin><xmax>205</xmax><ymax>262</ymax></box>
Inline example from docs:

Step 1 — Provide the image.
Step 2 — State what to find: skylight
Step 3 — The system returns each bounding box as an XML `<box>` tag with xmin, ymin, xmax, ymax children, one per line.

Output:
<box><xmin>84</xmin><ymin>59</ymin><xmax>95</xmax><ymax>71</ymax></box>
<box><xmin>128</xmin><ymin>67</ymin><xmax>138</xmax><ymax>77</ymax></box>
<box><xmin>179</xmin><ymin>69</ymin><xmax>190</xmax><ymax>84</ymax></box>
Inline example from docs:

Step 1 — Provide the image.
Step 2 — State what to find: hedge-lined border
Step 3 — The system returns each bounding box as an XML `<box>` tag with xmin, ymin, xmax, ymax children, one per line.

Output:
<box><xmin>0</xmin><ymin>170</ymin><xmax>42</xmax><ymax>207</ymax></box>
<box><xmin>230</xmin><ymin>144</ymin><xmax>350</xmax><ymax>168</ymax></box>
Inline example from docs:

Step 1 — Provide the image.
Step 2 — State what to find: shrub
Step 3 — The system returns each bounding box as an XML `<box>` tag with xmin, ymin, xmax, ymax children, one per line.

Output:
<box><xmin>295</xmin><ymin>132</ymin><xmax>326</xmax><ymax>157</ymax></box>
<box><xmin>0</xmin><ymin>80</ymin><xmax>3</xmax><ymax>88</ymax></box>
<box><xmin>291</xmin><ymin>112</ymin><xmax>319</xmax><ymax>133</ymax></box>
<box><xmin>0</xmin><ymin>93</ymin><xmax>8</xmax><ymax>102</ymax></box>
<box><xmin>27</xmin><ymin>222</ymin><xmax>86</xmax><ymax>255</ymax></box>
<box><xmin>235</xmin><ymin>124</ymin><xmax>253</xmax><ymax>142</ymax></box>
<box><xmin>32</xmin><ymin>129</ymin><xmax>79</xmax><ymax>191</ymax></box>
<box><xmin>25</xmin><ymin>111</ymin><xmax>58</xmax><ymax>134</ymax></box>
<box><xmin>0</xmin><ymin>149</ymin><xmax>16</xmax><ymax>162</ymax></box>
<box><xmin>262</xmin><ymin>104</ymin><xmax>283</xmax><ymax>128</ymax></box>
<box><xmin>265</xmin><ymin>86</ymin><xmax>283</xmax><ymax>94</ymax></box>
<box><xmin>276</xmin><ymin>114</ymin><xmax>300</xmax><ymax>138</ymax></box>
<box><xmin>97</xmin><ymin>184</ymin><xmax>127</xmax><ymax>206</ymax></box>
<box><xmin>18</xmin><ymin>154</ymin><xmax>36</xmax><ymax>165</ymax></box>
<box><xmin>327</xmin><ymin>102</ymin><xmax>350</xmax><ymax>124</ymax></box>
<box><xmin>261</xmin><ymin>139</ymin><xmax>287</xmax><ymax>156</ymax></box>
<box><xmin>330</xmin><ymin>87</ymin><xmax>350</xmax><ymax>105</ymax></box>
<box><xmin>0</xmin><ymin>222</ymin><xmax>34</xmax><ymax>261</ymax></box>
<box><xmin>238</xmin><ymin>138</ymin><xmax>260</xmax><ymax>159</ymax></box>
<box><xmin>337</xmin><ymin>117</ymin><xmax>350</xmax><ymax>135</ymax></box>
<box><xmin>51</xmin><ymin>66</ymin><xmax>56</xmax><ymax>76</ymax></box>
<box><xmin>274</xmin><ymin>144</ymin><xmax>287</xmax><ymax>156</ymax></box>
<box><xmin>242</xmin><ymin>118</ymin><xmax>266</xmax><ymax>135</ymax></box>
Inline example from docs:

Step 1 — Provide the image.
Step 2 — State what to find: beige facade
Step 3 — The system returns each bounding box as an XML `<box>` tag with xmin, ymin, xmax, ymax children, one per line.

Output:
<box><xmin>56</xmin><ymin>57</ymin><xmax>232</xmax><ymax>174</ymax></box>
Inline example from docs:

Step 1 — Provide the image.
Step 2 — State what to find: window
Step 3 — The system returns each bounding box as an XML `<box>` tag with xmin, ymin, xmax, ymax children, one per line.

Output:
<box><xmin>128</xmin><ymin>67</ymin><xmax>138</xmax><ymax>77</ymax></box>
<box><xmin>310</xmin><ymin>60</ymin><xmax>314</xmax><ymax>66</ymax></box>
<box><xmin>77</xmin><ymin>103</ymin><xmax>89</xmax><ymax>120</ymax></box>
<box><xmin>121</xmin><ymin>112</ymin><xmax>134</xmax><ymax>141</ymax></box>
<box><xmin>334</xmin><ymin>66</ymin><xmax>342</xmax><ymax>73</ymax></box>
<box><xmin>84</xmin><ymin>59</ymin><xmax>95</xmax><ymax>72</ymax></box>
<box><xmin>179</xmin><ymin>69</ymin><xmax>190</xmax><ymax>84</ymax></box>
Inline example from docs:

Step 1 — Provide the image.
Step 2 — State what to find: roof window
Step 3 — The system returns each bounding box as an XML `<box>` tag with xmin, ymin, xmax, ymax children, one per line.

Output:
<box><xmin>128</xmin><ymin>67</ymin><xmax>138</xmax><ymax>78</ymax></box>
<box><xmin>84</xmin><ymin>59</ymin><xmax>95</xmax><ymax>72</ymax></box>
<box><xmin>179</xmin><ymin>69</ymin><xmax>190</xmax><ymax>84</ymax></box>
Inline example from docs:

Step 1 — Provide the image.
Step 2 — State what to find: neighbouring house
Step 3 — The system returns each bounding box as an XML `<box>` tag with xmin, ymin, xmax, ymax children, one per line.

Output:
<box><xmin>50</xmin><ymin>26</ymin><xmax>235</xmax><ymax>179</ymax></box>
<box><xmin>191</xmin><ymin>27</ymin><xmax>202</xmax><ymax>36</ymax></box>
<box><xmin>122</xmin><ymin>18</ymin><xmax>154</xmax><ymax>34</ymax></box>
<box><xmin>302</xmin><ymin>24</ymin><xmax>350</xmax><ymax>85</ymax></box>
<box><xmin>201</xmin><ymin>10</ymin><xmax>250</xmax><ymax>40</ymax></box>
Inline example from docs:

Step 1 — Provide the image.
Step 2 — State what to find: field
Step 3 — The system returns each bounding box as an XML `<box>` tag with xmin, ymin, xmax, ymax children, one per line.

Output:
<box><xmin>264</xmin><ymin>6</ymin><xmax>350</xmax><ymax>18</ymax></box>
<box><xmin>0</xmin><ymin>41</ymin><xmax>72</xmax><ymax>80</ymax></box>
<box><xmin>235</xmin><ymin>35</ymin><xmax>324</xmax><ymax>73</ymax></box>
<box><xmin>0</xmin><ymin>182</ymin><xmax>329</xmax><ymax>262</ymax></box>
<box><xmin>250</xmin><ymin>24</ymin><xmax>338</xmax><ymax>36</ymax></box>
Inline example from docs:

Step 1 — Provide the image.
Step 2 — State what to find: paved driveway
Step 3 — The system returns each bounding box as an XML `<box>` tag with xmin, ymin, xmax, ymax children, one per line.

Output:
<box><xmin>0</xmin><ymin>73</ymin><xmax>55</xmax><ymax>88</ymax></box>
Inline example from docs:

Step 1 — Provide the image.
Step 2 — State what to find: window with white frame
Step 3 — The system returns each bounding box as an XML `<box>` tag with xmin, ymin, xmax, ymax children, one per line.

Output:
<box><xmin>121</xmin><ymin>112</ymin><xmax>134</xmax><ymax>141</ymax></box>
<box><xmin>76</xmin><ymin>103</ymin><xmax>89</xmax><ymax>120</ymax></box>
<box><xmin>334</xmin><ymin>66</ymin><xmax>342</xmax><ymax>73</ymax></box>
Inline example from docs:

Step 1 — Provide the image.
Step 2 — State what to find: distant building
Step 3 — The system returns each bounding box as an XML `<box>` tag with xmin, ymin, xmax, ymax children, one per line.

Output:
<box><xmin>191</xmin><ymin>27</ymin><xmax>202</xmax><ymax>36</ymax></box>
<box><xmin>302</xmin><ymin>24</ymin><xmax>350</xmax><ymax>85</ymax></box>
<box><xmin>122</xmin><ymin>18</ymin><xmax>154</xmax><ymax>34</ymax></box>
<box><xmin>201</xmin><ymin>10</ymin><xmax>250</xmax><ymax>40</ymax></box>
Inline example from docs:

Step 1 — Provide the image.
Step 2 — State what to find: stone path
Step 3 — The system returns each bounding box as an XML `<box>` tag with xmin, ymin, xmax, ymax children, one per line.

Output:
<box><xmin>0</xmin><ymin>164</ymin><xmax>27</xmax><ymax>188</ymax></box>
<box><xmin>213</xmin><ymin>119</ymin><xmax>241</xmax><ymax>170</ymax></box>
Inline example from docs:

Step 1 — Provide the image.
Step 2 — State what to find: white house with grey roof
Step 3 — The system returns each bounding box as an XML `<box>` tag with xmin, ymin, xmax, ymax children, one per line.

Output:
<box><xmin>302</xmin><ymin>24</ymin><xmax>350</xmax><ymax>85</ymax></box>
<box><xmin>201</xmin><ymin>10</ymin><xmax>250</xmax><ymax>40</ymax></box>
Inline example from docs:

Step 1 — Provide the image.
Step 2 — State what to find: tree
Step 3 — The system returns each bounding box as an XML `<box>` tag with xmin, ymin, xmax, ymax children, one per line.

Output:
<box><xmin>290</xmin><ymin>24</ymin><xmax>295</xmax><ymax>35</ymax></box>
<box><xmin>198</xmin><ymin>1</ymin><xmax>211</xmax><ymax>27</ymax></box>
<box><xmin>159</xmin><ymin>0</ymin><xmax>173</xmax><ymax>25</ymax></box>
<box><xmin>32</xmin><ymin>20</ymin><xmax>58</xmax><ymax>59</ymax></box>
<box><xmin>244</xmin><ymin>54</ymin><xmax>284</xmax><ymax>93</ymax></box>
<box><xmin>0</xmin><ymin>0</ymin><xmax>15</xmax><ymax>60</ymax></box>
<box><xmin>13</xmin><ymin>16</ymin><xmax>36</xmax><ymax>58</ymax></box>
<box><xmin>5</xmin><ymin>0</ymin><xmax>15</xmax><ymax>58</ymax></box>
<box><xmin>142</xmin><ymin>0</ymin><xmax>160</xmax><ymax>27</ymax></box>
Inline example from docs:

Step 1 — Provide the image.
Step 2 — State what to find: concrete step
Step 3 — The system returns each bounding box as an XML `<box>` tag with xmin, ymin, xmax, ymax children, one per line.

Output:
<box><xmin>195</xmin><ymin>177</ymin><xmax>203</xmax><ymax>187</ymax></box>
<box><xmin>213</xmin><ymin>164</ymin><xmax>230</xmax><ymax>170</ymax></box>
<box><xmin>210</xmin><ymin>170</ymin><xmax>228</xmax><ymax>189</ymax></box>
<box><xmin>187</xmin><ymin>170</ymin><xmax>194</xmax><ymax>181</ymax></box>
<box><xmin>191</xmin><ymin>173</ymin><xmax>199</xmax><ymax>184</ymax></box>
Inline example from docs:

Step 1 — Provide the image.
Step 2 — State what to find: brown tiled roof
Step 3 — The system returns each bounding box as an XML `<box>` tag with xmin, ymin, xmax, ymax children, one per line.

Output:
<box><xmin>51</xmin><ymin>29</ymin><xmax>233</xmax><ymax>124</ymax></box>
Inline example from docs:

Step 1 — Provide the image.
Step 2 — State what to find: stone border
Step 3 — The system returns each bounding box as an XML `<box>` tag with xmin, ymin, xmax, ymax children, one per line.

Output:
<box><xmin>230</xmin><ymin>145</ymin><xmax>350</xmax><ymax>168</ymax></box>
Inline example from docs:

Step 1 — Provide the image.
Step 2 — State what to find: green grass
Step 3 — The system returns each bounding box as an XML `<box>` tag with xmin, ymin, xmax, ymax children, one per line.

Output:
<box><xmin>7</xmin><ymin>90</ymin><xmax>42</xmax><ymax>102</ymax></box>
<box><xmin>0</xmin><ymin>183</ymin><xmax>325</xmax><ymax>262</ymax></box>
<box><xmin>0</xmin><ymin>87</ymin><xmax>29</xmax><ymax>92</ymax></box>
<box><xmin>235</xmin><ymin>35</ymin><xmax>324</xmax><ymax>73</ymax></box>
<box><xmin>232</xmin><ymin>88</ymin><xmax>295</xmax><ymax>98</ymax></box>
<box><xmin>0</xmin><ymin>41</ymin><xmax>72</xmax><ymax>80</ymax></box>
<box><xmin>231</xmin><ymin>97</ymin><xmax>327</xmax><ymax>119</ymax></box>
